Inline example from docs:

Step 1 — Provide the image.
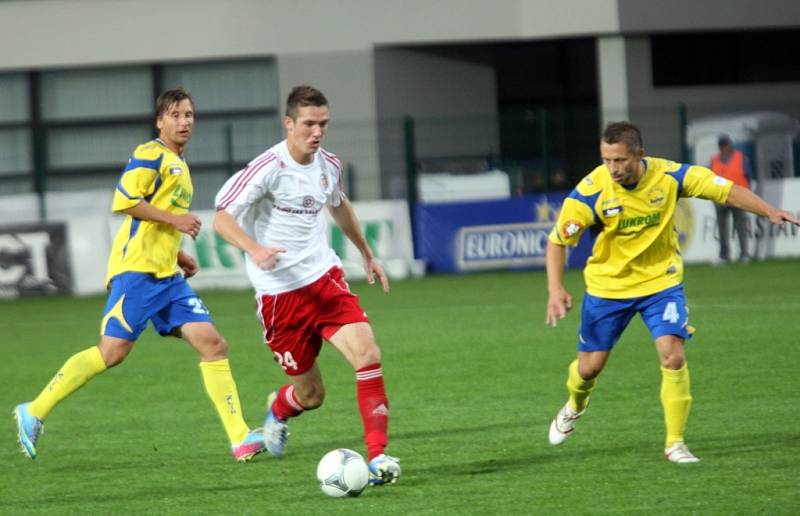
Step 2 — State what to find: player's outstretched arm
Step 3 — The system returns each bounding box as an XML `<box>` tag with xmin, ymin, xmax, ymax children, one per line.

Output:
<box><xmin>328</xmin><ymin>198</ymin><xmax>389</xmax><ymax>293</ymax></box>
<box><xmin>213</xmin><ymin>210</ymin><xmax>285</xmax><ymax>270</ymax></box>
<box><xmin>726</xmin><ymin>184</ymin><xmax>800</xmax><ymax>226</ymax></box>
<box><xmin>545</xmin><ymin>240</ymin><xmax>572</xmax><ymax>327</ymax></box>
<box><xmin>120</xmin><ymin>200</ymin><xmax>201</xmax><ymax>239</ymax></box>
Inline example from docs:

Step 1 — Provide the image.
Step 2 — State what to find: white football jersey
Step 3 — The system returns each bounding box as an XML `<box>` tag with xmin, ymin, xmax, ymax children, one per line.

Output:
<box><xmin>215</xmin><ymin>140</ymin><xmax>345</xmax><ymax>294</ymax></box>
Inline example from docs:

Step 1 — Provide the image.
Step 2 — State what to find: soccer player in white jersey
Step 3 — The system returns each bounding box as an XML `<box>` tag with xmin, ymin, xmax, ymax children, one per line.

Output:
<box><xmin>545</xmin><ymin>122</ymin><xmax>799</xmax><ymax>463</ymax></box>
<box><xmin>13</xmin><ymin>88</ymin><xmax>266</xmax><ymax>462</ymax></box>
<box><xmin>213</xmin><ymin>85</ymin><xmax>400</xmax><ymax>485</ymax></box>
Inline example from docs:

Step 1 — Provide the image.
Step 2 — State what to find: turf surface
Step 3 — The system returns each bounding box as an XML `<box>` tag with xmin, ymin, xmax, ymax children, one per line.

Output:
<box><xmin>1</xmin><ymin>261</ymin><xmax>798</xmax><ymax>514</ymax></box>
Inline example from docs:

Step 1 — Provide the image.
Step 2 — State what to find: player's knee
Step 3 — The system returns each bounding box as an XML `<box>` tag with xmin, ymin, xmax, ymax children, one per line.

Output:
<box><xmin>352</xmin><ymin>343</ymin><xmax>381</xmax><ymax>369</ymax></box>
<box><xmin>102</xmin><ymin>350</ymin><xmax>127</xmax><ymax>368</ymax></box>
<box><xmin>661</xmin><ymin>354</ymin><xmax>685</xmax><ymax>370</ymax></box>
<box><xmin>578</xmin><ymin>364</ymin><xmax>601</xmax><ymax>380</ymax></box>
<box><xmin>99</xmin><ymin>340</ymin><xmax>133</xmax><ymax>367</ymax></box>
<box><xmin>201</xmin><ymin>335</ymin><xmax>229</xmax><ymax>361</ymax></box>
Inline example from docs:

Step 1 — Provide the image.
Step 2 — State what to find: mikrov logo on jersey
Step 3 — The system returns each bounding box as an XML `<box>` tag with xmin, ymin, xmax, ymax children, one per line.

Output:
<box><xmin>456</xmin><ymin>222</ymin><xmax>553</xmax><ymax>271</ymax></box>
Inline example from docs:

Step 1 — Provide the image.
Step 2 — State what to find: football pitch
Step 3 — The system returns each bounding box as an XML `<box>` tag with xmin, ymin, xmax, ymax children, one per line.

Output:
<box><xmin>1</xmin><ymin>261</ymin><xmax>798</xmax><ymax>515</ymax></box>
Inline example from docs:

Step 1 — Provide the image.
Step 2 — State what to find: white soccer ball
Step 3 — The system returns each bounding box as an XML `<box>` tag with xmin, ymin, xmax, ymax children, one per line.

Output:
<box><xmin>316</xmin><ymin>448</ymin><xmax>369</xmax><ymax>498</ymax></box>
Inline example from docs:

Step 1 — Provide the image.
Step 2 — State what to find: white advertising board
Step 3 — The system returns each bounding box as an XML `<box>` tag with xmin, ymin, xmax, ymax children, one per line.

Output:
<box><xmin>677</xmin><ymin>178</ymin><xmax>800</xmax><ymax>262</ymax></box>
<box><xmin>72</xmin><ymin>199</ymin><xmax>417</xmax><ymax>294</ymax></box>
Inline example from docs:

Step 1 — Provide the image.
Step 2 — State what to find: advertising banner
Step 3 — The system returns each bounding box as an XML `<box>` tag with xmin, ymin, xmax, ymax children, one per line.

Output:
<box><xmin>677</xmin><ymin>178</ymin><xmax>800</xmax><ymax>262</ymax></box>
<box><xmin>0</xmin><ymin>223</ymin><xmax>71</xmax><ymax>299</ymax></box>
<box><xmin>414</xmin><ymin>193</ymin><xmax>594</xmax><ymax>273</ymax></box>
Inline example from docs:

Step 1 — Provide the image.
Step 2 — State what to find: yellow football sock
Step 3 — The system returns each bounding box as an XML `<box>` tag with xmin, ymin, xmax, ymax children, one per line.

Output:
<box><xmin>566</xmin><ymin>359</ymin><xmax>596</xmax><ymax>412</ymax></box>
<box><xmin>661</xmin><ymin>363</ymin><xmax>692</xmax><ymax>448</ymax></box>
<box><xmin>28</xmin><ymin>346</ymin><xmax>107</xmax><ymax>420</ymax></box>
<box><xmin>199</xmin><ymin>359</ymin><xmax>250</xmax><ymax>445</ymax></box>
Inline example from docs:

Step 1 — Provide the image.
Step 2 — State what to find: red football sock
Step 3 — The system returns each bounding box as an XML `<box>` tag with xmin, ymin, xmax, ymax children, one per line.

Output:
<box><xmin>271</xmin><ymin>384</ymin><xmax>304</xmax><ymax>421</ymax></box>
<box><xmin>356</xmin><ymin>363</ymin><xmax>389</xmax><ymax>460</ymax></box>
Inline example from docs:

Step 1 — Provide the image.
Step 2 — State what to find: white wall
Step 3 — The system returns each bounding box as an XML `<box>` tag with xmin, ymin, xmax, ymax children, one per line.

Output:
<box><xmin>0</xmin><ymin>0</ymin><xmax>618</xmax><ymax>202</ymax></box>
<box><xmin>0</xmin><ymin>0</ymin><xmax>620</xmax><ymax>71</ymax></box>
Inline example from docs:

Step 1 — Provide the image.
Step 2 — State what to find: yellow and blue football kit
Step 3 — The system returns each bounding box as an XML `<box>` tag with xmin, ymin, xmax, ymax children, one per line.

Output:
<box><xmin>549</xmin><ymin>157</ymin><xmax>732</xmax><ymax>351</ymax></box>
<box><xmin>550</xmin><ymin>157</ymin><xmax>733</xmax><ymax>299</ymax></box>
<box><xmin>107</xmin><ymin>139</ymin><xmax>193</xmax><ymax>285</ymax></box>
<box><xmin>102</xmin><ymin>139</ymin><xmax>211</xmax><ymax>340</ymax></box>
<box><xmin>22</xmin><ymin>138</ymin><xmax>253</xmax><ymax>453</ymax></box>
<box><xmin>550</xmin><ymin>156</ymin><xmax>726</xmax><ymax>450</ymax></box>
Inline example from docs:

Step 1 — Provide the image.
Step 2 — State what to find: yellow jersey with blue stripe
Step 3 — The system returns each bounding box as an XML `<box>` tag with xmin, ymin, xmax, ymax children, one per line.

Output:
<box><xmin>548</xmin><ymin>157</ymin><xmax>733</xmax><ymax>298</ymax></box>
<box><xmin>106</xmin><ymin>139</ymin><xmax>193</xmax><ymax>285</ymax></box>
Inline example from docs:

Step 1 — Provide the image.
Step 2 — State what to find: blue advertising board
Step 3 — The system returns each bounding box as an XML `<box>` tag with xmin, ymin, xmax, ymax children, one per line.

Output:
<box><xmin>414</xmin><ymin>193</ymin><xmax>593</xmax><ymax>273</ymax></box>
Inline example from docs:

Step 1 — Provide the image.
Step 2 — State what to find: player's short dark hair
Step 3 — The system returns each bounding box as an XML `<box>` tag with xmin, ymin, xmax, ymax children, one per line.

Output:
<box><xmin>156</xmin><ymin>87</ymin><xmax>194</xmax><ymax>119</ymax></box>
<box><xmin>285</xmin><ymin>85</ymin><xmax>328</xmax><ymax>119</ymax></box>
<box><xmin>602</xmin><ymin>121</ymin><xmax>643</xmax><ymax>153</ymax></box>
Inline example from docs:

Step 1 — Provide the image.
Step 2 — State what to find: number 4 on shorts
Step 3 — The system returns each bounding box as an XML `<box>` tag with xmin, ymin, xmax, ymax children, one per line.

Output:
<box><xmin>662</xmin><ymin>302</ymin><xmax>680</xmax><ymax>324</ymax></box>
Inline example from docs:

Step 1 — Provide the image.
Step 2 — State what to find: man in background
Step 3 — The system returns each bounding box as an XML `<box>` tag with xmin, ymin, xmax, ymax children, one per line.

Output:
<box><xmin>710</xmin><ymin>134</ymin><xmax>753</xmax><ymax>263</ymax></box>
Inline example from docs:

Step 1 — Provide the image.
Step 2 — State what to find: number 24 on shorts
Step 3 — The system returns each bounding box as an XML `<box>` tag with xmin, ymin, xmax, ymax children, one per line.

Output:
<box><xmin>274</xmin><ymin>351</ymin><xmax>298</xmax><ymax>371</ymax></box>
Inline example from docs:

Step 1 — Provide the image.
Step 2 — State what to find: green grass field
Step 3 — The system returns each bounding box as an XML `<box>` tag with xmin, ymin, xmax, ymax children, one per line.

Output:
<box><xmin>1</xmin><ymin>261</ymin><xmax>799</xmax><ymax>515</ymax></box>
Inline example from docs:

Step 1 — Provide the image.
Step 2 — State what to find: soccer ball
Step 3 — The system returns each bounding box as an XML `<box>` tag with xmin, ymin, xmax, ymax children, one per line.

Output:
<box><xmin>316</xmin><ymin>448</ymin><xmax>369</xmax><ymax>498</ymax></box>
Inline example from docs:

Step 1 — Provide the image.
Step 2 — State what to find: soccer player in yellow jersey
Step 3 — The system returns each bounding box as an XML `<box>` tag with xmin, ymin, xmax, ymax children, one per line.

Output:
<box><xmin>545</xmin><ymin>122</ymin><xmax>799</xmax><ymax>463</ymax></box>
<box><xmin>13</xmin><ymin>88</ymin><xmax>266</xmax><ymax>462</ymax></box>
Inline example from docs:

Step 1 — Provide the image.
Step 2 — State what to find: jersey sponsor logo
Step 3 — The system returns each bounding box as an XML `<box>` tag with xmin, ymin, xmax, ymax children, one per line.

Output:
<box><xmin>170</xmin><ymin>184</ymin><xmax>192</xmax><ymax>209</ymax></box>
<box><xmin>648</xmin><ymin>187</ymin><xmax>666</xmax><ymax>206</ymax></box>
<box><xmin>273</xmin><ymin>203</ymin><xmax>320</xmax><ymax>215</ymax></box>
<box><xmin>455</xmin><ymin>221</ymin><xmax>553</xmax><ymax>271</ymax></box>
<box><xmin>561</xmin><ymin>219</ymin><xmax>584</xmax><ymax>239</ymax></box>
<box><xmin>617</xmin><ymin>211</ymin><xmax>661</xmax><ymax>230</ymax></box>
<box><xmin>602</xmin><ymin>206</ymin><xmax>623</xmax><ymax>217</ymax></box>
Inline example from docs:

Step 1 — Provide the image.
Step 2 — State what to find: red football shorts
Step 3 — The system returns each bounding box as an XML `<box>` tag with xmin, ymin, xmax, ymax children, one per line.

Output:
<box><xmin>256</xmin><ymin>266</ymin><xmax>369</xmax><ymax>375</ymax></box>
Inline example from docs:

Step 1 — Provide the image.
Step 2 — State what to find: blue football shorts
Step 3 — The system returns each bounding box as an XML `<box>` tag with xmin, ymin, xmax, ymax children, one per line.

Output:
<box><xmin>101</xmin><ymin>272</ymin><xmax>212</xmax><ymax>340</ymax></box>
<box><xmin>577</xmin><ymin>284</ymin><xmax>693</xmax><ymax>352</ymax></box>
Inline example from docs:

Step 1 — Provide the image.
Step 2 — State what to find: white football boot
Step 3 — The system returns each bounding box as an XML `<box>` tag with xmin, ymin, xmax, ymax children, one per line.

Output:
<box><xmin>664</xmin><ymin>442</ymin><xmax>700</xmax><ymax>463</ymax></box>
<box><xmin>548</xmin><ymin>400</ymin><xmax>586</xmax><ymax>445</ymax></box>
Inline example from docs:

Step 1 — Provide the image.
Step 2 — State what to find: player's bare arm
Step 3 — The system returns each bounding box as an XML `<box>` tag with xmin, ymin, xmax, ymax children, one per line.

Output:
<box><xmin>177</xmin><ymin>250</ymin><xmax>199</xmax><ymax>278</ymax></box>
<box><xmin>725</xmin><ymin>184</ymin><xmax>800</xmax><ymax>226</ymax></box>
<box><xmin>328</xmin><ymin>198</ymin><xmax>390</xmax><ymax>293</ymax></box>
<box><xmin>120</xmin><ymin>200</ymin><xmax>202</xmax><ymax>239</ymax></box>
<box><xmin>545</xmin><ymin>240</ymin><xmax>572</xmax><ymax>327</ymax></box>
<box><xmin>212</xmin><ymin>210</ymin><xmax>285</xmax><ymax>270</ymax></box>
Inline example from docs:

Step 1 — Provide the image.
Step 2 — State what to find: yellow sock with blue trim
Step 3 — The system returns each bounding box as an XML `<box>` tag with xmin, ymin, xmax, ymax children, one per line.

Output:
<box><xmin>661</xmin><ymin>363</ymin><xmax>692</xmax><ymax>448</ymax></box>
<box><xmin>566</xmin><ymin>359</ymin><xmax>596</xmax><ymax>412</ymax></box>
<box><xmin>199</xmin><ymin>359</ymin><xmax>250</xmax><ymax>445</ymax></box>
<box><xmin>28</xmin><ymin>346</ymin><xmax>107</xmax><ymax>420</ymax></box>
